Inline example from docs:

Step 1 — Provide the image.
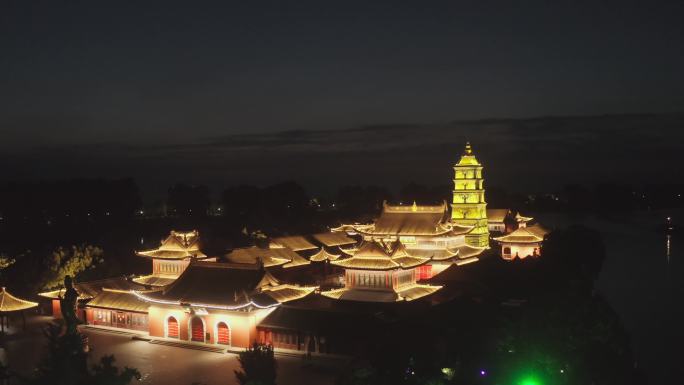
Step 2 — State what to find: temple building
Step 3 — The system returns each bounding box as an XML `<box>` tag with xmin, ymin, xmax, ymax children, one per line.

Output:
<box><xmin>487</xmin><ymin>209</ymin><xmax>534</xmax><ymax>234</ymax></box>
<box><xmin>333</xmin><ymin>201</ymin><xmax>483</xmax><ymax>279</ymax></box>
<box><xmin>131</xmin><ymin>261</ymin><xmax>316</xmax><ymax>347</ymax></box>
<box><xmin>85</xmin><ymin>288</ymin><xmax>150</xmax><ymax>331</ymax></box>
<box><xmin>321</xmin><ymin>241</ymin><xmax>442</xmax><ymax>302</ymax></box>
<box><xmin>33</xmin><ymin>141</ymin><xmax>552</xmax><ymax>354</ymax></box>
<box><xmin>451</xmin><ymin>142</ymin><xmax>489</xmax><ymax>247</ymax></box>
<box><xmin>487</xmin><ymin>209</ymin><xmax>512</xmax><ymax>233</ymax></box>
<box><xmin>38</xmin><ymin>276</ymin><xmax>143</xmax><ymax>319</ymax></box>
<box><xmin>308</xmin><ymin>232</ymin><xmax>357</xmax><ymax>262</ymax></box>
<box><xmin>493</xmin><ymin>224</ymin><xmax>549</xmax><ymax>260</ymax></box>
<box><xmin>332</xmin><ymin>143</ymin><xmax>493</xmax><ymax>277</ymax></box>
<box><xmin>134</xmin><ymin>230</ymin><xmax>212</xmax><ymax>287</ymax></box>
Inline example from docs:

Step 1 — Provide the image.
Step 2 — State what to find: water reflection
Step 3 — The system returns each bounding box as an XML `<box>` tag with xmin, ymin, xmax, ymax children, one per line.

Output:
<box><xmin>537</xmin><ymin>208</ymin><xmax>683</xmax><ymax>385</ymax></box>
<box><xmin>666</xmin><ymin>234</ymin><xmax>671</xmax><ymax>263</ymax></box>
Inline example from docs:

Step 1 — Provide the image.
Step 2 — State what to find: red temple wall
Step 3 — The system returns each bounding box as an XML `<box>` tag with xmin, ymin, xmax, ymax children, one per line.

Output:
<box><xmin>148</xmin><ymin>305</ymin><xmax>269</xmax><ymax>348</ymax></box>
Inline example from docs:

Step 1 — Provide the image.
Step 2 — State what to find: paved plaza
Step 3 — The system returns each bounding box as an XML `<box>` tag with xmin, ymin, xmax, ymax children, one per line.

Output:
<box><xmin>0</xmin><ymin>315</ymin><xmax>339</xmax><ymax>385</ymax></box>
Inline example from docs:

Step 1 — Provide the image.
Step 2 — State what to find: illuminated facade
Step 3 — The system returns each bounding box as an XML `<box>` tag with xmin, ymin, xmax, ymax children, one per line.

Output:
<box><xmin>321</xmin><ymin>241</ymin><xmax>441</xmax><ymax>302</ymax></box>
<box><xmin>132</xmin><ymin>261</ymin><xmax>315</xmax><ymax>347</ymax></box>
<box><xmin>134</xmin><ymin>230</ymin><xmax>213</xmax><ymax>287</ymax></box>
<box><xmin>34</xmin><ymin>141</ymin><xmax>552</xmax><ymax>353</ymax></box>
<box><xmin>333</xmin><ymin>201</ymin><xmax>485</xmax><ymax>278</ymax></box>
<box><xmin>451</xmin><ymin>142</ymin><xmax>489</xmax><ymax>247</ymax></box>
<box><xmin>493</xmin><ymin>224</ymin><xmax>549</xmax><ymax>260</ymax></box>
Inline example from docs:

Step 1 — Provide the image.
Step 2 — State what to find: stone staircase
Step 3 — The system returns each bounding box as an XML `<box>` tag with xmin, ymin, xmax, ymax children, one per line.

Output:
<box><xmin>149</xmin><ymin>339</ymin><xmax>226</xmax><ymax>353</ymax></box>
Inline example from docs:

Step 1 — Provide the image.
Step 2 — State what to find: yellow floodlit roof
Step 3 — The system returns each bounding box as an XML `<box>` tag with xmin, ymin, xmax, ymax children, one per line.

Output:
<box><xmin>311</xmin><ymin>232</ymin><xmax>357</xmax><ymax>247</ymax></box>
<box><xmin>330</xmin><ymin>241</ymin><xmax>429</xmax><ymax>270</ymax></box>
<box><xmin>270</xmin><ymin>236</ymin><xmax>318</xmax><ymax>251</ymax></box>
<box><xmin>136</xmin><ymin>230</ymin><xmax>207</xmax><ymax>260</ymax></box>
<box><xmin>320</xmin><ymin>283</ymin><xmax>441</xmax><ymax>302</ymax></box>
<box><xmin>226</xmin><ymin>246</ymin><xmax>310</xmax><ymax>268</ymax></box>
<box><xmin>309</xmin><ymin>247</ymin><xmax>342</xmax><ymax>262</ymax></box>
<box><xmin>493</xmin><ymin>225</ymin><xmax>549</xmax><ymax>244</ymax></box>
<box><xmin>0</xmin><ymin>287</ymin><xmax>38</xmax><ymax>312</ymax></box>
<box><xmin>455</xmin><ymin>142</ymin><xmax>481</xmax><ymax>166</ymax></box>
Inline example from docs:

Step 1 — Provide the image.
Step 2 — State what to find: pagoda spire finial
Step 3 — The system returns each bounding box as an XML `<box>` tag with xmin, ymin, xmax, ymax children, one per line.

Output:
<box><xmin>412</xmin><ymin>201</ymin><xmax>418</xmax><ymax>212</ymax></box>
<box><xmin>464</xmin><ymin>141</ymin><xmax>473</xmax><ymax>155</ymax></box>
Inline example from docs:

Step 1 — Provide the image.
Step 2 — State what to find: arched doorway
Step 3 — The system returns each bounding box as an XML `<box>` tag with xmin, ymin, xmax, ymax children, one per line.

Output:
<box><xmin>167</xmin><ymin>316</ymin><xmax>179</xmax><ymax>339</ymax></box>
<box><xmin>190</xmin><ymin>316</ymin><xmax>205</xmax><ymax>342</ymax></box>
<box><xmin>216</xmin><ymin>322</ymin><xmax>230</xmax><ymax>345</ymax></box>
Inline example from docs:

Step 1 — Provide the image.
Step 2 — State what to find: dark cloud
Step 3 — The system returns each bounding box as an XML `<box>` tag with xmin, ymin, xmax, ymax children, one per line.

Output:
<box><xmin>2</xmin><ymin>1</ymin><xmax>683</xmax><ymax>150</ymax></box>
<box><xmin>4</xmin><ymin>114</ymin><xmax>683</xmax><ymax>199</ymax></box>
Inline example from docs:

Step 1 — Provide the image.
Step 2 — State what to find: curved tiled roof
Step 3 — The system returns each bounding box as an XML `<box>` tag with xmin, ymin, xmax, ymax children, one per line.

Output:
<box><xmin>308</xmin><ymin>247</ymin><xmax>342</xmax><ymax>262</ymax></box>
<box><xmin>38</xmin><ymin>276</ymin><xmax>144</xmax><ymax>300</ymax></box>
<box><xmin>0</xmin><ymin>287</ymin><xmax>38</xmax><ymax>312</ymax></box>
<box><xmin>487</xmin><ymin>209</ymin><xmax>511</xmax><ymax>223</ymax></box>
<box><xmin>320</xmin><ymin>283</ymin><xmax>441</xmax><ymax>302</ymax></box>
<box><xmin>335</xmin><ymin>201</ymin><xmax>473</xmax><ymax>237</ymax></box>
<box><xmin>86</xmin><ymin>289</ymin><xmax>149</xmax><ymax>313</ymax></box>
<box><xmin>331</xmin><ymin>241</ymin><xmax>429</xmax><ymax>271</ymax></box>
<box><xmin>311</xmin><ymin>232</ymin><xmax>357</xmax><ymax>247</ymax></box>
<box><xmin>137</xmin><ymin>261</ymin><xmax>316</xmax><ymax>310</ymax></box>
<box><xmin>137</xmin><ymin>230</ymin><xmax>207</xmax><ymax>260</ymax></box>
<box><xmin>270</xmin><ymin>236</ymin><xmax>318</xmax><ymax>251</ymax></box>
<box><xmin>132</xmin><ymin>275</ymin><xmax>178</xmax><ymax>287</ymax></box>
<box><xmin>493</xmin><ymin>224</ymin><xmax>549</xmax><ymax>244</ymax></box>
<box><xmin>226</xmin><ymin>246</ymin><xmax>309</xmax><ymax>268</ymax></box>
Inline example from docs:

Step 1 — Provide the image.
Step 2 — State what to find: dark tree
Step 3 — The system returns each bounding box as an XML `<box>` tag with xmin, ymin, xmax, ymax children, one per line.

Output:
<box><xmin>0</xmin><ymin>178</ymin><xmax>141</xmax><ymax>223</ymax></box>
<box><xmin>234</xmin><ymin>343</ymin><xmax>277</xmax><ymax>385</ymax></box>
<box><xmin>336</xmin><ymin>185</ymin><xmax>393</xmax><ymax>219</ymax></box>
<box><xmin>222</xmin><ymin>185</ymin><xmax>261</xmax><ymax>219</ymax></box>
<box><xmin>32</xmin><ymin>322</ymin><xmax>140</xmax><ymax>385</ymax></box>
<box><xmin>261</xmin><ymin>181</ymin><xmax>310</xmax><ymax>219</ymax></box>
<box><xmin>540</xmin><ymin>225</ymin><xmax>607</xmax><ymax>285</ymax></box>
<box><xmin>167</xmin><ymin>184</ymin><xmax>210</xmax><ymax>217</ymax></box>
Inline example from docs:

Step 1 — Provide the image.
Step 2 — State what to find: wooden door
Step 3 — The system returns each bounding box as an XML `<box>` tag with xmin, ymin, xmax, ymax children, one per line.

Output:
<box><xmin>167</xmin><ymin>316</ymin><xmax>179</xmax><ymax>338</ymax></box>
<box><xmin>191</xmin><ymin>317</ymin><xmax>204</xmax><ymax>342</ymax></box>
<box><xmin>216</xmin><ymin>322</ymin><xmax>230</xmax><ymax>345</ymax></box>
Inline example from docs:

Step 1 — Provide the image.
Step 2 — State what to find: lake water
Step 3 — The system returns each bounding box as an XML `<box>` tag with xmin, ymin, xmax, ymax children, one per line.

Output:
<box><xmin>537</xmin><ymin>209</ymin><xmax>684</xmax><ymax>385</ymax></box>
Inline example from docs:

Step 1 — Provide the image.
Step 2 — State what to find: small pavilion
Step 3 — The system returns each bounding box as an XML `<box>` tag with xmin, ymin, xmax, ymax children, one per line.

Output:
<box><xmin>493</xmin><ymin>224</ymin><xmax>550</xmax><ymax>260</ymax></box>
<box><xmin>0</xmin><ymin>287</ymin><xmax>38</xmax><ymax>332</ymax></box>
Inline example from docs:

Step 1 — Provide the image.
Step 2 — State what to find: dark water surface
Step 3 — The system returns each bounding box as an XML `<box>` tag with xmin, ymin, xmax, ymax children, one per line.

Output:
<box><xmin>537</xmin><ymin>209</ymin><xmax>684</xmax><ymax>385</ymax></box>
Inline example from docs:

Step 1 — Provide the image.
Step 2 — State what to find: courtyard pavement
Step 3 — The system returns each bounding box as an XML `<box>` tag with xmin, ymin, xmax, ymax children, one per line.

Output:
<box><xmin>0</xmin><ymin>315</ymin><xmax>340</xmax><ymax>385</ymax></box>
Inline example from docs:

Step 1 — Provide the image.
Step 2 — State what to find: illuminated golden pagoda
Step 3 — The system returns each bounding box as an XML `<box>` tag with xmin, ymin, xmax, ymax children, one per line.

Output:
<box><xmin>451</xmin><ymin>142</ymin><xmax>489</xmax><ymax>247</ymax></box>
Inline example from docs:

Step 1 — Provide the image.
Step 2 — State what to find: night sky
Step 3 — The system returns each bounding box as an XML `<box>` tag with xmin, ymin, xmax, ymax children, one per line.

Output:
<box><xmin>2</xmin><ymin>1</ymin><xmax>683</xmax><ymax>198</ymax></box>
